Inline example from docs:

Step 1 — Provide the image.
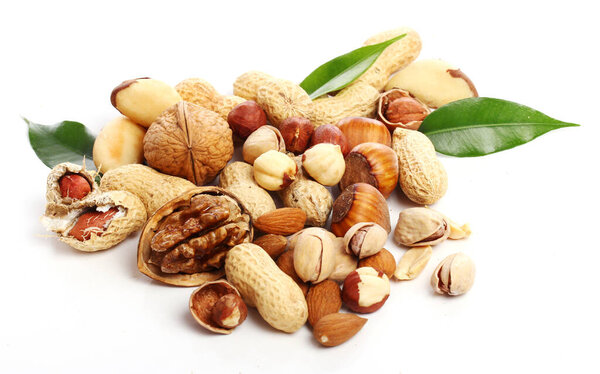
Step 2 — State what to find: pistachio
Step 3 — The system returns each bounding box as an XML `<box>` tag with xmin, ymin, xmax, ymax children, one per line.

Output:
<box><xmin>343</xmin><ymin>222</ymin><xmax>388</xmax><ymax>259</ymax></box>
<box><xmin>431</xmin><ymin>253</ymin><xmax>475</xmax><ymax>296</ymax></box>
<box><xmin>329</xmin><ymin>237</ymin><xmax>358</xmax><ymax>282</ymax></box>
<box><xmin>293</xmin><ymin>229</ymin><xmax>336</xmax><ymax>284</ymax></box>
<box><xmin>394</xmin><ymin>246</ymin><xmax>432</xmax><ymax>280</ymax></box>
<box><xmin>393</xmin><ymin>207</ymin><xmax>450</xmax><ymax>247</ymax></box>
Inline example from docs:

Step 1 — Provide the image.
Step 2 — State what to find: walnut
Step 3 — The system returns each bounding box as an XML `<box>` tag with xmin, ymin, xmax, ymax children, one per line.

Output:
<box><xmin>138</xmin><ymin>187</ymin><xmax>253</xmax><ymax>286</ymax></box>
<box><xmin>143</xmin><ymin>101</ymin><xmax>233</xmax><ymax>185</ymax></box>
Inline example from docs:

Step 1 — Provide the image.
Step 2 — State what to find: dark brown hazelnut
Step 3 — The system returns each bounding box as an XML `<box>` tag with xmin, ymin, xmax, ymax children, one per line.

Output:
<box><xmin>309</xmin><ymin>124</ymin><xmax>350</xmax><ymax>156</ymax></box>
<box><xmin>279</xmin><ymin>117</ymin><xmax>314</xmax><ymax>154</ymax></box>
<box><xmin>227</xmin><ymin>100</ymin><xmax>267</xmax><ymax>139</ymax></box>
<box><xmin>377</xmin><ymin>89</ymin><xmax>430</xmax><ymax>132</ymax></box>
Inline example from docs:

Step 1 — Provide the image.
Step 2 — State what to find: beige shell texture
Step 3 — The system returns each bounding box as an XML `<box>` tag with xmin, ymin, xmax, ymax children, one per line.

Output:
<box><xmin>233</xmin><ymin>71</ymin><xmax>275</xmax><ymax>102</ymax></box>
<box><xmin>218</xmin><ymin>162</ymin><xmax>276</xmax><ymax>221</ymax></box>
<box><xmin>100</xmin><ymin>164</ymin><xmax>195</xmax><ymax>216</ymax></box>
<box><xmin>257</xmin><ymin>78</ymin><xmax>314</xmax><ymax>127</ymax></box>
<box><xmin>392</xmin><ymin>128</ymin><xmax>448</xmax><ymax>205</ymax></box>
<box><xmin>48</xmin><ymin>190</ymin><xmax>147</xmax><ymax>252</ymax></box>
<box><xmin>137</xmin><ymin>187</ymin><xmax>252</xmax><ymax>287</ymax></box>
<box><xmin>143</xmin><ymin>102</ymin><xmax>233</xmax><ymax>185</ymax></box>
<box><xmin>311</xmin><ymin>82</ymin><xmax>380</xmax><ymax>126</ymax></box>
<box><xmin>225</xmin><ymin>243</ymin><xmax>308</xmax><ymax>333</ymax></box>
<box><xmin>45</xmin><ymin>162</ymin><xmax>99</xmax><ymax>216</ymax></box>
<box><xmin>175</xmin><ymin>78</ymin><xmax>245</xmax><ymax>120</ymax></box>
<box><xmin>357</xmin><ymin>27</ymin><xmax>422</xmax><ymax>90</ymax></box>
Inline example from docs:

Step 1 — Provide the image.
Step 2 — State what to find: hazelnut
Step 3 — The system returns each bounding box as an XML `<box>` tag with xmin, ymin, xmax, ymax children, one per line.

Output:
<box><xmin>279</xmin><ymin>117</ymin><xmax>314</xmax><ymax>154</ymax></box>
<box><xmin>331</xmin><ymin>183</ymin><xmax>391</xmax><ymax>237</ymax></box>
<box><xmin>339</xmin><ymin>142</ymin><xmax>399</xmax><ymax>198</ymax></box>
<box><xmin>242</xmin><ymin>125</ymin><xmax>285</xmax><ymax>164</ymax></box>
<box><xmin>301</xmin><ymin>143</ymin><xmax>346</xmax><ymax>186</ymax></box>
<box><xmin>253</xmin><ymin>150</ymin><xmax>297</xmax><ymax>191</ymax></box>
<box><xmin>377</xmin><ymin>89</ymin><xmax>430</xmax><ymax>132</ymax></box>
<box><xmin>336</xmin><ymin>117</ymin><xmax>391</xmax><ymax>150</ymax></box>
<box><xmin>431</xmin><ymin>253</ymin><xmax>475</xmax><ymax>296</ymax></box>
<box><xmin>310</xmin><ymin>124</ymin><xmax>350</xmax><ymax>156</ymax></box>
<box><xmin>342</xmin><ymin>267</ymin><xmax>390</xmax><ymax>313</ymax></box>
<box><xmin>358</xmin><ymin>248</ymin><xmax>396</xmax><ymax>279</ymax></box>
<box><xmin>227</xmin><ymin>100</ymin><xmax>267</xmax><ymax>139</ymax></box>
<box><xmin>189</xmin><ymin>280</ymin><xmax>248</xmax><ymax>334</ymax></box>
<box><xmin>111</xmin><ymin>78</ymin><xmax>182</xmax><ymax>128</ymax></box>
<box><xmin>293</xmin><ymin>229</ymin><xmax>336</xmax><ymax>283</ymax></box>
<box><xmin>343</xmin><ymin>222</ymin><xmax>388</xmax><ymax>259</ymax></box>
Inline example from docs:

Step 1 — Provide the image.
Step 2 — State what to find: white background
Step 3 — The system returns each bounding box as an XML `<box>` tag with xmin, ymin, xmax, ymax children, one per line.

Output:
<box><xmin>1</xmin><ymin>1</ymin><xmax>598</xmax><ymax>373</ymax></box>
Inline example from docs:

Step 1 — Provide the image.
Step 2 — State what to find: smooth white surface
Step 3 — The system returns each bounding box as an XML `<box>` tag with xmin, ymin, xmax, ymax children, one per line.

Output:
<box><xmin>1</xmin><ymin>1</ymin><xmax>598</xmax><ymax>373</ymax></box>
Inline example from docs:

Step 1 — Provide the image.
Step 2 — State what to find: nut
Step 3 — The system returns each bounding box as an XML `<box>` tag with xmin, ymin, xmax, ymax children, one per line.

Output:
<box><xmin>42</xmin><ymin>190</ymin><xmax>146</xmax><ymax>252</ymax></box>
<box><xmin>313</xmin><ymin>313</ymin><xmax>367</xmax><ymax>347</ymax></box>
<box><xmin>343</xmin><ymin>222</ymin><xmax>388</xmax><ymax>259</ymax></box>
<box><xmin>218</xmin><ymin>161</ymin><xmax>276</xmax><ymax>221</ymax></box>
<box><xmin>384</xmin><ymin>59</ymin><xmax>478</xmax><ymax>108</ymax></box>
<box><xmin>176</xmin><ymin>78</ymin><xmax>246</xmax><ymax>121</ymax></box>
<box><xmin>253</xmin><ymin>234</ymin><xmax>288</xmax><ymax>259</ymax></box>
<box><xmin>339</xmin><ymin>142</ymin><xmax>399</xmax><ymax>198</ymax></box>
<box><xmin>276</xmin><ymin>250</ymin><xmax>309</xmax><ymax>297</ymax></box>
<box><xmin>331</xmin><ymin>183</ymin><xmax>391</xmax><ymax>237</ymax></box>
<box><xmin>93</xmin><ymin>116</ymin><xmax>146</xmax><ymax>173</ymax></box>
<box><xmin>143</xmin><ymin>101</ymin><xmax>233</xmax><ymax>185</ymax></box>
<box><xmin>310</xmin><ymin>82</ymin><xmax>381</xmax><ymax>127</ymax></box>
<box><xmin>329</xmin><ymin>237</ymin><xmax>358</xmax><ymax>282</ymax></box>
<box><xmin>302</xmin><ymin>143</ymin><xmax>346</xmax><ymax>186</ymax></box>
<box><xmin>100</xmin><ymin>164</ymin><xmax>196</xmax><ymax>216</ymax></box>
<box><xmin>58</xmin><ymin>174</ymin><xmax>91</xmax><ymax>200</ymax></box>
<box><xmin>256</xmin><ymin>78</ymin><xmax>314</xmax><ymax>127</ymax></box>
<box><xmin>111</xmin><ymin>77</ymin><xmax>182</xmax><ymax>127</ymax></box>
<box><xmin>137</xmin><ymin>187</ymin><xmax>252</xmax><ymax>287</ymax></box>
<box><xmin>253</xmin><ymin>150</ymin><xmax>298</xmax><ymax>191</ymax></box>
<box><xmin>392</xmin><ymin>128</ymin><xmax>448</xmax><ymax>205</ymax></box>
<box><xmin>394</xmin><ymin>246</ymin><xmax>432</xmax><ymax>280</ymax></box>
<box><xmin>448</xmin><ymin>220</ymin><xmax>472</xmax><ymax>240</ymax></box>
<box><xmin>394</xmin><ymin>207</ymin><xmax>450</xmax><ymax>247</ymax></box>
<box><xmin>342</xmin><ymin>267</ymin><xmax>390</xmax><ymax>313</ymax></box>
<box><xmin>45</xmin><ymin>162</ymin><xmax>97</xmax><ymax>214</ymax></box>
<box><xmin>253</xmin><ymin>208</ymin><xmax>306</xmax><ymax>236</ymax></box>
<box><xmin>293</xmin><ymin>229</ymin><xmax>335</xmax><ymax>283</ymax></box>
<box><xmin>242</xmin><ymin>125</ymin><xmax>286</xmax><ymax>164</ymax></box>
<box><xmin>233</xmin><ymin>71</ymin><xmax>274</xmax><ymax>102</ymax></box>
<box><xmin>189</xmin><ymin>280</ymin><xmax>247</xmax><ymax>334</ymax></box>
<box><xmin>225</xmin><ymin>243</ymin><xmax>308</xmax><ymax>333</ymax></box>
<box><xmin>287</xmin><ymin>227</ymin><xmax>336</xmax><ymax>251</ymax></box>
<box><xmin>377</xmin><ymin>89</ymin><xmax>430</xmax><ymax>131</ymax></box>
<box><xmin>431</xmin><ymin>252</ymin><xmax>475</xmax><ymax>296</ymax></box>
<box><xmin>227</xmin><ymin>100</ymin><xmax>267</xmax><ymax>139</ymax></box>
<box><xmin>336</xmin><ymin>117</ymin><xmax>391</xmax><ymax>151</ymax></box>
<box><xmin>307</xmin><ymin>280</ymin><xmax>342</xmax><ymax>327</ymax></box>
<box><xmin>358</xmin><ymin>248</ymin><xmax>396</xmax><ymax>278</ymax></box>
<box><xmin>279</xmin><ymin>117</ymin><xmax>314</xmax><ymax>154</ymax></box>
<box><xmin>309</xmin><ymin>124</ymin><xmax>350</xmax><ymax>156</ymax></box>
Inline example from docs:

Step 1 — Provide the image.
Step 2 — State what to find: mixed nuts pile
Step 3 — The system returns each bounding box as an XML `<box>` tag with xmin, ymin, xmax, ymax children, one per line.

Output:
<box><xmin>39</xmin><ymin>26</ymin><xmax>482</xmax><ymax>347</ymax></box>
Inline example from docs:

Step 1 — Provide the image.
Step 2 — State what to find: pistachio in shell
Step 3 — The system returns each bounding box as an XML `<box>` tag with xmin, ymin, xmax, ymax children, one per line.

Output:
<box><xmin>393</xmin><ymin>207</ymin><xmax>451</xmax><ymax>247</ymax></box>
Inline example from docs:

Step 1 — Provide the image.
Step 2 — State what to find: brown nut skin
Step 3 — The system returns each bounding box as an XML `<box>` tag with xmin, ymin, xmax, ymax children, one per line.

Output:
<box><xmin>307</xmin><ymin>280</ymin><xmax>342</xmax><ymax>327</ymax></box>
<box><xmin>143</xmin><ymin>101</ymin><xmax>233</xmax><ymax>185</ymax></box>
<box><xmin>331</xmin><ymin>183</ymin><xmax>391</xmax><ymax>237</ymax></box>
<box><xmin>227</xmin><ymin>100</ymin><xmax>267</xmax><ymax>139</ymax></box>
<box><xmin>279</xmin><ymin>117</ymin><xmax>314</xmax><ymax>154</ymax></box>
<box><xmin>336</xmin><ymin>117</ymin><xmax>391</xmax><ymax>150</ymax></box>
<box><xmin>313</xmin><ymin>313</ymin><xmax>367</xmax><ymax>347</ymax></box>
<box><xmin>189</xmin><ymin>280</ymin><xmax>247</xmax><ymax>334</ymax></box>
<box><xmin>45</xmin><ymin>162</ymin><xmax>99</xmax><ymax>215</ymax></box>
<box><xmin>58</xmin><ymin>174</ymin><xmax>91</xmax><ymax>200</ymax></box>
<box><xmin>253</xmin><ymin>234</ymin><xmax>288</xmax><ymax>259</ymax></box>
<box><xmin>377</xmin><ymin>89</ymin><xmax>430</xmax><ymax>132</ymax></box>
<box><xmin>339</xmin><ymin>142</ymin><xmax>399</xmax><ymax>199</ymax></box>
<box><xmin>358</xmin><ymin>248</ymin><xmax>396</xmax><ymax>279</ymax></box>
<box><xmin>137</xmin><ymin>187</ymin><xmax>253</xmax><ymax>287</ymax></box>
<box><xmin>342</xmin><ymin>267</ymin><xmax>390</xmax><ymax>313</ymax></box>
<box><xmin>309</xmin><ymin>124</ymin><xmax>350</xmax><ymax>156</ymax></box>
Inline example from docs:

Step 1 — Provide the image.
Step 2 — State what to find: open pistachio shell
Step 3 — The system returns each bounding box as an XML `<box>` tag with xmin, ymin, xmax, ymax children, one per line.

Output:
<box><xmin>393</xmin><ymin>207</ymin><xmax>450</xmax><ymax>247</ymax></box>
<box><xmin>137</xmin><ymin>187</ymin><xmax>253</xmax><ymax>287</ymax></box>
<box><xmin>45</xmin><ymin>162</ymin><xmax>99</xmax><ymax>216</ymax></box>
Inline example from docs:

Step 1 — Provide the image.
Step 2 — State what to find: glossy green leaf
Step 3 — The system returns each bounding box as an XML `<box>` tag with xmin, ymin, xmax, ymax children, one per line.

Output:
<box><xmin>419</xmin><ymin>98</ymin><xmax>579</xmax><ymax>157</ymax></box>
<box><xmin>300</xmin><ymin>34</ymin><xmax>406</xmax><ymax>100</ymax></box>
<box><xmin>25</xmin><ymin>118</ymin><xmax>96</xmax><ymax>169</ymax></box>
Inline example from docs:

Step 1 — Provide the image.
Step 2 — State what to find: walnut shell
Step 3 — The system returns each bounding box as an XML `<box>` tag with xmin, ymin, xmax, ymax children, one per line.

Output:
<box><xmin>137</xmin><ymin>187</ymin><xmax>253</xmax><ymax>287</ymax></box>
<box><xmin>143</xmin><ymin>101</ymin><xmax>233</xmax><ymax>185</ymax></box>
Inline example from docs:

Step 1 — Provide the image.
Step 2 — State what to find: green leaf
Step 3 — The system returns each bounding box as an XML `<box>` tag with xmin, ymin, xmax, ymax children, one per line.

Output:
<box><xmin>300</xmin><ymin>34</ymin><xmax>406</xmax><ymax>100</ymax></box>
<box><xmin>419</xmin><ymin>98</ymin><xmax>579</xmax><ymax>157</ymax></box>
<box><xmin>25</xmin><ymin>118</ymin><xmax>96</xmax><ymax>169</ymax></box>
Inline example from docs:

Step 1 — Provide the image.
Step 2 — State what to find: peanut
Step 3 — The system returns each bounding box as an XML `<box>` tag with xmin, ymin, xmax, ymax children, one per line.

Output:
<box><xmin>58</xmin><ymin>174</ymin><xmax>91</xmax><ymax>200</ymax></box>
<box><xmin>45</xmin><ymin>162</ymin><xmax>99</xmax><ymax>216</ymax></box>
<box><xmin>92</xmin><ymin>116</ymin><xmax>146</xmax><ymax>173</ymax></box>
<box><xmin>68</xmin><ymin>207</ymin><xmax>119</xmax><ymax>241</ymax></box>
<box><xmin>225</xmin><ymin>243</ymin><xmax>308</xmax><ymax>333</ymax></box>
<box><xmin>392</xmin><ymin>128</ymin><xmax>448</xmax><ymax>205</ymax></box>
<box><xmin>175</xmin><ymin>78</ymin><xmax>246</xmax><ymax>121</ymax></box>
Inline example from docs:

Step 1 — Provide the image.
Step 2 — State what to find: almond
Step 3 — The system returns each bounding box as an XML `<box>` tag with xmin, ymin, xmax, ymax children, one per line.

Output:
<box><xmin>357</xmin><ymin>248</ymin><xmax>396</xmax><ymax>278</ymax></box>
<box><xmin>313</xmin><ymin>313</ymin><xmax>367</xmax><ymax>347</ymax></box>
<box><xmin>276</xmin><ymin>250</ymin><xmax>309</xmax><ymax>297</ymax></box>
<box><xmin>254</xmin><ymin>208</ymin><xmax>306</xmax><ymax>235</ymax></box>
<box><xmin>307</xmin><ymin>280</ymin><xmax>342</xmax><ymax>327</ymax></box>
<box><xmin>253</xmin><ymin>234</ymin><xmax>288</xmax><ymax>259</ymax></box>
